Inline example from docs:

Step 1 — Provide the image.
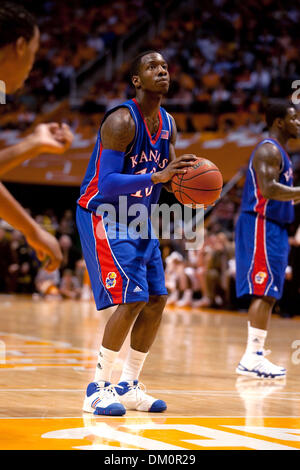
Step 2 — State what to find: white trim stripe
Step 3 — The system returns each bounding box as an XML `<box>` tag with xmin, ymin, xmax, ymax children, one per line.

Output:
<box><xmin>247</xmin><ymin>213</ymin><xmax>258</xmax><ymax>294</ymax></box>
<box><xmin>249</xmin><ymin>159</ymin><xmax>274</xmax><ymax>295</ymax></box>
<box><xmin>247</xmin><ymin>162</ymin><xmax>260</xmax><ymax>294</ymax></box>
<box><xmin>90</xmin><ymin>212</ymin><xmax>113</xmax><ymax>304</ymax></box>
<box><xmin>100</xmin><ymin>217</ymin><xmax>130</xmax><ymax>303</ymax></box>
<box><xmin>79</xmin><ymin>135</ymin><xmax>100</xmax><ymax>208</ymax></box>
<box><xmin>263</xmin><ymin>206</ymin><xmax>274</xmax><ymax>295</ymax></box>
<box><xmin>166</xmin><ymin>112</ymin><xmax>173</xmax><ymax>138</ymax></box>
<box><xmin>86</xmin><ymin>138</ymin><xmax>101</xmax><ymax>209</ymax></box>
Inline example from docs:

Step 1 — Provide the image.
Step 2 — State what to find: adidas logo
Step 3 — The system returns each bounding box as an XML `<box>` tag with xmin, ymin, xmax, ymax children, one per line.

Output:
<box><xmin>133</xmin><ymin>286</ymin><xmax>142</xmax><ymax>293</ymax></box>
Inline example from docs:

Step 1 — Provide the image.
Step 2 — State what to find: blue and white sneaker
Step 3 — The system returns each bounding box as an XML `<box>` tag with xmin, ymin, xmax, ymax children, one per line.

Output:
<box><xmin>116</xmin><ymin>380</ymin><xmax>167</xmax><ymax>412</ymax></box>
<box><xmin>83</xmin><ymin>381</ymin><xmax>126</xmax><ymax>416</ymax></box>
<box><xmin>236</xmin><ymin>351</ymin><xmax>286</xmax><ymax>379</ymax></box>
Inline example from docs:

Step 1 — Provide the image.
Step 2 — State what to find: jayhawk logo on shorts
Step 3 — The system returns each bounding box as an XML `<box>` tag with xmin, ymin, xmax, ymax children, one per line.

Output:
<box><xmin>254</xmin><ymin>271</ymin><xmax>267</xmax><ymax>285</ymax></box>
<box><xmin>105</xmin><ymin>272</ymin><xmax>117</xmax><ymax>289</ymax></box>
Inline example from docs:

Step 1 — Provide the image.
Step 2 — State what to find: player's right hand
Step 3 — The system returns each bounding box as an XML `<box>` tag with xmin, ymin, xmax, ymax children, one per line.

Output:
<box><xmin>26</xmin><ymin>226</ymin><xmax>63</xmax><ymax>272</ymax></box>
<box><xmin>151</xmin><ymin>154</ymin><xmax>198</xmax><ymax>184</ymax></box>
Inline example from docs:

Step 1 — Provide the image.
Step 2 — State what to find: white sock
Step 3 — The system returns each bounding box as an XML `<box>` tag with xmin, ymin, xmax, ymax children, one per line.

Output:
<box><xmin>94</xmin><ymin>346</ymin><xmax>118</xmax><ymax>383</ymax></box>
<box><xmin>245</xmin><ymin>321</ymin><xmax>267</xmax><ymax>354</ymax></box>
<box><xmin>119</xmin><ymin>347</ymin><xmax>148</xmax><ymax>382</ymax></box>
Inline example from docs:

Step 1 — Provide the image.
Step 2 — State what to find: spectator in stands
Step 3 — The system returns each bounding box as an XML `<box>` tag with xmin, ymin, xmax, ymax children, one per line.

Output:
<box><xmin>56</xmin><ymin>210</ymin><xmax>76</xmax><ymax>240</ymax></box>
<box><xmin>59</xmin><ymin>269</ymin><xmax>81</xmax><ymax>299</ymax></box>
<box><xmin>58</xmin><ymin>234</ymin><xmax>82</xmax><ymax>274</ymax></box>
<box><xmin>0</xmin><ymin>227</ymin><xmax>15</xmax><ymax>292</ymax></box>
<box><xmin>35</xmin><ymin>266</ymin><xmax>61</xmax><ymax>299</ymax></box>
<box><xmin>16</xmin><ymin>261</ymin><xmax>36</xmax><ymax>294</ymax></box>
<box><xmin>9</xmin><ymin>229</ymin><xmax>38</xmax><ymax>293</ymax></box>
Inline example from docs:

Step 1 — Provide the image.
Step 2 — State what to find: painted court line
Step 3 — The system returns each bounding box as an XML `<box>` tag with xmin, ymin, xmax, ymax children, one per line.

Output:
<box><xmin>0</xmin><ymin>389</ymin><xmax>299</xmax><ymax>401</ymax></box>
<box><xmin>0</xmin><ymin>415</ymin><xmax>299</xmax><ymax>419</ymax></box>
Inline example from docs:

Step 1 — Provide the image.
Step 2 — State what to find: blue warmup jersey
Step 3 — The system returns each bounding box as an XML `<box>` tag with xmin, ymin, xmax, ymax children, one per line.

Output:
<box><xmin>235</xmin><ymin>138</ymin><xmax>294</xmax><ymax>300</ymax></box>
<box><xmin>76</xmin><ymin>99</ymin><xmax>172</xmax><ymax>310</ymax></box>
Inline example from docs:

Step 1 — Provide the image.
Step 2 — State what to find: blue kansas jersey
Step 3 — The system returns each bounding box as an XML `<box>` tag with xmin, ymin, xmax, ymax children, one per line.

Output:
<box><xmin>76</xmin><ymin>98</ymin><xmax>171</xmax><ymax>310</ymax></box>
<box><xmin>78</xmin><ymin>98</ymin><xmax>173</xmax><ymax>216</ymax></box>
<box><xmin>240</xmin><ymin>138</ymin><xmax>294</xmax><ymax>225</ymax></box>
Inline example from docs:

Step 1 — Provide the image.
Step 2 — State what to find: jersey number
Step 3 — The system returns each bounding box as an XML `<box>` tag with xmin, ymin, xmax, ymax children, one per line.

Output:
<box><xmin>131</xmin><ymin>168</ymin><xmax>156</xmax><ymax>198</ymax></box>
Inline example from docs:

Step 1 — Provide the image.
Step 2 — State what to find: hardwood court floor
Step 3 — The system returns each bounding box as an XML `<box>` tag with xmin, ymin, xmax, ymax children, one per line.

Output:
<box><xmin>0</xmin><ymin>295</ymin><xmax>299</xmax><ymax>450</ymax></box>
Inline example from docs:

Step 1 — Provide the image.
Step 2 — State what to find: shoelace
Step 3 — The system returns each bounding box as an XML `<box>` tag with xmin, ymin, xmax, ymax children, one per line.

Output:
<box><xmin>262</xmin><ymin>349</ymin><xmax>271</xmax><ymax>357</ymax></box>
<box><xmin>255</xmin><ymin>352</ymin><xmax>284</xmax><ymax>374</ymax></box>
<box><xmin>115</xmin><ymin>382</ymin><xmax>147</xmax><ymax>397</ymax></box>
<box><xmin>127</xmin><ymin>383</ymin><xmax>148</xmax><ymax>408</ymax></box>
<box><xmin>95</xmin><ymin>383</ymin><xmax>118</xmax><ymax>397</ymax></box>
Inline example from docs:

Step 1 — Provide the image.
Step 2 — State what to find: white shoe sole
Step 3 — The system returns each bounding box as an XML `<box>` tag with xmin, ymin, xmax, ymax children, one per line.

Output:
<box><xmin>236</xmin><ymin>366</ymin><xmax>286</xmax><ymax>379</ymax></box>
<box><xmin>82</xmin><ymin>400</ymin><xmax>94</xmax><ymax>413</ymax></box>
<box><xmin>82</xmin><ymin>399</ymin><xmax>126</xmax><ymax>415</ymax></box>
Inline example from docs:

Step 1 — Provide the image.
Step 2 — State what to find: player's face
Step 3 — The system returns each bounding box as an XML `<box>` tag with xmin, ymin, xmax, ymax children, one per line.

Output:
<box><xmin>5</xmin><ymin>26</ymin><xmax>40</xmax><ymax>94</ymax></box>
<box><xmin>135</xmin><ymin>53</ymin><xmax>170</xmax><ymax>94</ymax></box>
<box><xmin>284</xmin><ymin>107</ymin><xmax>300</xmax><ymax>139</ymax></box>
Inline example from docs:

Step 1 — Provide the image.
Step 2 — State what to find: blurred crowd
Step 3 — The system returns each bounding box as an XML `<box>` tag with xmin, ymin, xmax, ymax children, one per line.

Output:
<box><xmin>0</xmin><ymin>183</ymin><xmax>299</xmax><ymax>316</ymax></box>
<box><xmin>0</xmin><ymin>209</ymin><xmax>88</xmax><ymax>301</ymax></box>
<box><xmin>2</xmin><ymin>0</ymin><xmax>157</xmax><ymax>124</ymax></box>
<box><xmin>3</xmin><ymin>0</ymin><xmax>300</xmax><ymax>136</ymax></box>
<box><xmin>80</xmin><ymin>0</ymin><xmax>300</xmax><ymax>130</ymax></box>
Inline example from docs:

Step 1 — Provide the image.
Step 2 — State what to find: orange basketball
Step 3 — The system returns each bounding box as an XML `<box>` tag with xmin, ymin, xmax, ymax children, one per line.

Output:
<box><xmin>171</xmin><ymin>157</ymin><xmax>223</xmax><ymax>206</ymax></box>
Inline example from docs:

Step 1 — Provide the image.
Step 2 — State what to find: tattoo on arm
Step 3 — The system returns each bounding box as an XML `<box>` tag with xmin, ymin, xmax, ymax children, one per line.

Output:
<box><xmin>100</xmin><ymin>108</ymin><xmax>135</xmax><ymax>152</ymax></box>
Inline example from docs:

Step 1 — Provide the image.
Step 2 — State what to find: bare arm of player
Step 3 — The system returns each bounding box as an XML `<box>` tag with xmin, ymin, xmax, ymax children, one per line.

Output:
<box><xmin>0</xmin><ymin>182</ymin><xmax>62</xmax><ymax>271</ymax></box>
<box><xmin>99</xmin><ymin>109</ymin><xmax>196</xmax><ymax>196</ymax></box>
<box><xmin>101</xmin><ymin>108</ymin><xmax>135</xmax><ymax>151</ymax></box>
<box><xmin>253</xmin><ymin>143</ymin><xmax>300</xmax><ymax>201</ymax></box>
<box><xmin>0</xmin><ymin>123</ymin><xmax>74</xmax><ymax>176</ymax></box>
<box><xmin>151</xmin><ymin>115</ymin><xmax>197</xmax><ymax>185</ymax></box>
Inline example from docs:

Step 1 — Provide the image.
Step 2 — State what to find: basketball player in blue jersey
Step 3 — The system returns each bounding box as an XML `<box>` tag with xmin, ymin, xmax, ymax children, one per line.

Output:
<box><xmin>235</xmin><ymin>102</ymin><xmax>300</xmax><ymax>379</ymax></box>
<box><xmin>77</xmin><ymin>51</ymin><xmax>197</xmax><ymax>415</ymax></box>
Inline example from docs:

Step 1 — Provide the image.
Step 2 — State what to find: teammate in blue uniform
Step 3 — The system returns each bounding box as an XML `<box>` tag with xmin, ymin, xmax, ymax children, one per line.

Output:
<box><xmin>235</xmin><ymin>102</ymin><xmax>300</xmax><ymax>378</ymax></box>
<box><xmin>77</xmin><ymin>51</ymin><xmax>197</xmax><ymax>415</ymax></box>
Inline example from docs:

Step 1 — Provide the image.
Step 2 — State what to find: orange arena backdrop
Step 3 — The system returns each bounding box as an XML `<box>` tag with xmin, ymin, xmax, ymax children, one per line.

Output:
<box><xmin>3</xmin><ymin>128</ymin><xmax>300</xmax><ymax>186</ymax></box>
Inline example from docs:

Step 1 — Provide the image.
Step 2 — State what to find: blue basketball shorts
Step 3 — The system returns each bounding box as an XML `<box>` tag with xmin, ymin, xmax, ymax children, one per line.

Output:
<box><xmin>76</xmin><ymin>205</ymin><xmax>168</xmax><ymax>311</ymax></box>
<box><xmin>235</xmin><ymin>212</ymin><xmax>289</xmax><ymax>300</ymax></box>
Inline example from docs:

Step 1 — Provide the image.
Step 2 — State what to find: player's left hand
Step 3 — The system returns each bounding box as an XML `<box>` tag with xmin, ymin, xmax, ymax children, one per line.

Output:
<box><xmin>32</xmin><ymin>123</ymin><xmax>74</xmax><ymax>155</ymax></box>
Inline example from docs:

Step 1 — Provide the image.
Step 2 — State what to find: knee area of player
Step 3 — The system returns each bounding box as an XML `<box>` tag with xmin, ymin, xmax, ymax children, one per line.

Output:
<box><xmin>122</xmin><ymin>301</ymin><xmax>147</xmax><ymax>317</ymax></box>
<box><xmin>147</xmin><ymin>295</ymin><xmax>168</xmax><ymax>313</ymax></box>
<box><xmin>253</xmin><ymin>295</ymin><xmax>276</xmax><ymax>307</ymax></box>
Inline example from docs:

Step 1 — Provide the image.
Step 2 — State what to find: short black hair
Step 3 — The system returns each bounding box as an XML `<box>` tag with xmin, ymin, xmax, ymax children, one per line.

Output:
<box><xmin>0</xmin><ymin>2</ymin><xmax>36</xmax><ymax>48</ymax></box>
<box><xmin>265</xmin><ymin>101</ymin><xmax>295</xmax><ymax>129</ymax></box>
<box><xmin>129</xmin><ymin>50</ymin><xmax>160</xmax><ymax>78</ymax></box>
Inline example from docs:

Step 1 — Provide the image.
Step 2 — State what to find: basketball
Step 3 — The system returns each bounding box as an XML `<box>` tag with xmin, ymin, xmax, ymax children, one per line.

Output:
<box><xmin>171</xmin><ymin>157</ymin><xmax>223</xmax><ymax>206</ymax></box>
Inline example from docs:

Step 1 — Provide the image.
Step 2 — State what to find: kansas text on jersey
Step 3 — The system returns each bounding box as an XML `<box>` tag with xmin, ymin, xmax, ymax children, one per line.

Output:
<box><xmin>77</xmin><ymin>98</ymin><xmax>173</xmax><ymax>215</ymax></box>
